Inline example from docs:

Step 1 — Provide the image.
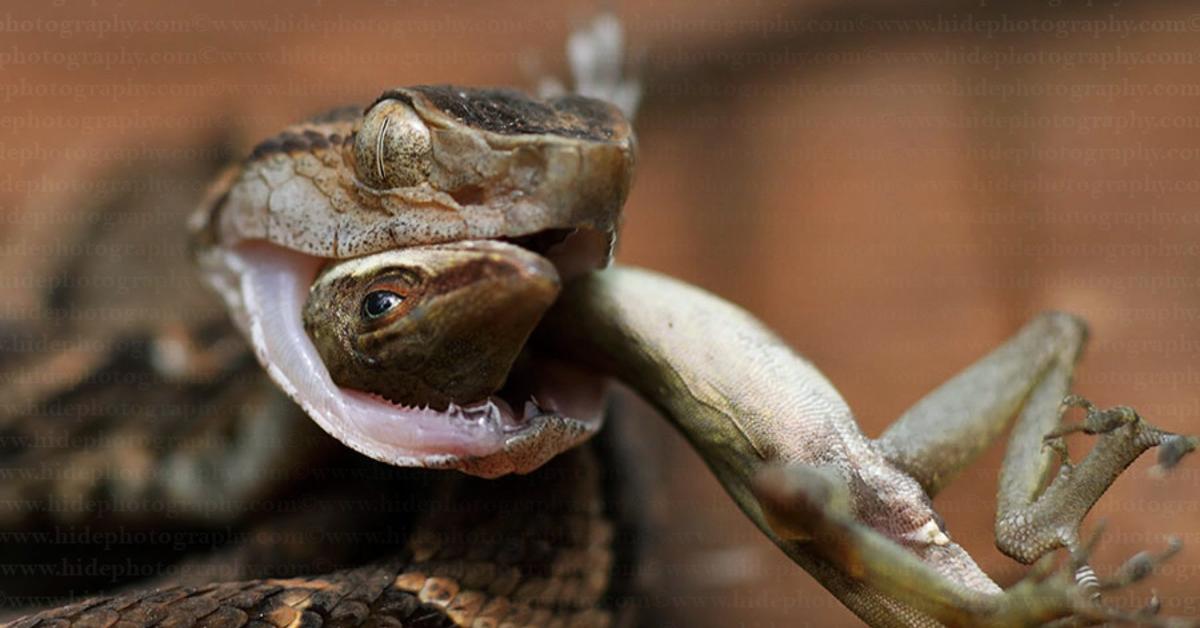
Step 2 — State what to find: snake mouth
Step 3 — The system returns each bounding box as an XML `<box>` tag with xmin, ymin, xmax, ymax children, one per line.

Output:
<box><xmin>205</xmin><ymin>227</ymin><xmax>611</xmax><ymax>478</ymax></box>
<box><xmin>342</xmin><ymin>347</ymin><xmax>607</xmax><ymax>475</ymax></box>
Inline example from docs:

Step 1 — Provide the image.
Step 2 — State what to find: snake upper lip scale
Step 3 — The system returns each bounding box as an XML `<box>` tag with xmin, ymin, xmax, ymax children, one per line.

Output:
<box><xmin>189</xmin><ymin>85</ymin><xmax>636</xmax><ymax>478</ymax></box>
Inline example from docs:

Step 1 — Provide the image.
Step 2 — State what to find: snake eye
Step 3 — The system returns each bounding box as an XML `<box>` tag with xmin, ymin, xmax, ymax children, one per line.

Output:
<box><xmin>353</xmin><ymin>98</ymin><xmax>433</xmax><ymax>189</ymax></box>
<box><xmin>362</xmin><ymin>290</ymin><xmax>405</xmax><ymax>320</ymax></box>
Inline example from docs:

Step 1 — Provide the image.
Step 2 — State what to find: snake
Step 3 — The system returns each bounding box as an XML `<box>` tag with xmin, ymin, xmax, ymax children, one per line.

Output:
<box><xmin>3</xmin><ymin>83</ymin><xmax>650</xmax><ymax>627</ymax></box>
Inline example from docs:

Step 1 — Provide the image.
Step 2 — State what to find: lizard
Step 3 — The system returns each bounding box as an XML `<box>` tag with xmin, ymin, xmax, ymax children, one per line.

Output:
<box><xmin>283</xmin><ymin>226</ymin><xmax>1200</xmax><ymax>626</ymax></box>
<box><xmin>286</xmin><ymin>243</ymin><xmax>1200</xmax><ymax>626</ymax></box>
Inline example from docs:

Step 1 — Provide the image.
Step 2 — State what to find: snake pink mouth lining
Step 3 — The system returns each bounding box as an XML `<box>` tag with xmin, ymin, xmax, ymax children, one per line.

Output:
<box><xmin>226</xmin><ymin>241</ymin><xmax>607</xmax><ymax>468</ymax></box>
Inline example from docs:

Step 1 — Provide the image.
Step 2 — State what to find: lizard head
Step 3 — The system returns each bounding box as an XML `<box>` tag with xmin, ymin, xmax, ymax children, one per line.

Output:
<box><xmin>303</xmin><ymin>241</ymin><xmax>560</xmax><ymax>412</ymax></box>
<box><xmin>190</xmin><ymin>86</ymin><xmax>633</xmax><ymax>477</ymax></box>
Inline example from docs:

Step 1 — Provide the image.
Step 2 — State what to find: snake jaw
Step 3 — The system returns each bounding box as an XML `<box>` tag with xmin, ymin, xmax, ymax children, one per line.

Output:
<box><xmin>197</xmin><ymin>238</ymin><xmax>608</xmax><ymax>477</ymax></box>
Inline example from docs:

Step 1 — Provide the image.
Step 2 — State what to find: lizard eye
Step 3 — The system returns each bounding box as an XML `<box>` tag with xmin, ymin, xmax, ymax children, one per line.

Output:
<box><xmin>353</xmin><ymin>98</ymin><xmax>433</xmax><ymax>189</ymax></box>
<box><xmin>362</xmin><ymin>290</ymin><xmax>405</xmax><ymax>320</ymax></box>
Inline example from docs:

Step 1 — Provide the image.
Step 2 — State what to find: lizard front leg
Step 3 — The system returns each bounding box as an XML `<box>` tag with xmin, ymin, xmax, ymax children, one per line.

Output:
<box><xmin>875</xmin><ymin>312</ymin><xmax>1088</xmax><ymax>499</ymax></box>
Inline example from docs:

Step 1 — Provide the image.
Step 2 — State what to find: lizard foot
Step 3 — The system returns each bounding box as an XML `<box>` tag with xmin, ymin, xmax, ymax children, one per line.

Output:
<box><xmin>997</xmin><ymin>395</ymin><xmax>1195</xmax><ymax>566</ymax></box>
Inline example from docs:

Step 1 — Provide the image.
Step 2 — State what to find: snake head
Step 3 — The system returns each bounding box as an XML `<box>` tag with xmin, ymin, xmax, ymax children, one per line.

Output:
<box><xmin>190</xmin><ymin>86</ymin><xmax>631</xmax><ymax>477</ymax></box>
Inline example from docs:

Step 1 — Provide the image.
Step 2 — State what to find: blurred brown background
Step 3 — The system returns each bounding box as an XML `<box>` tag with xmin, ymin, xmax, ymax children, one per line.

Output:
<box><xmin>2</xmin><ymin>1</ymin><xmax>1199</xmax><ymax>625</ymax></box>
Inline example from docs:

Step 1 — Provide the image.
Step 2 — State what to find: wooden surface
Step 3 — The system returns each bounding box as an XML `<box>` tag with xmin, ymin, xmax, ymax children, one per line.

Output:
<box><xmin>2</xmin><ymin>1</ymin><xmax>1199</xmax><ymax>625</ymax></box>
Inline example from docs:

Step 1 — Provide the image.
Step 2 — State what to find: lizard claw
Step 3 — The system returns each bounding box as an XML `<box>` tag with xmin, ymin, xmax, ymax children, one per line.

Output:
<box><xmin>1043</xmin><ymin>395</ymin><xmax>1138</xmax><ymax>442</ymax></box>
<box><xmin>1101</xmin><ymin>538</ymin><xmax>1183</xmax><ymax>593</ymax></box>
<box><xmin>1153</xmin><ymin>435</ymin><xmax>1198</xmax><ymax>475</ymax></box>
